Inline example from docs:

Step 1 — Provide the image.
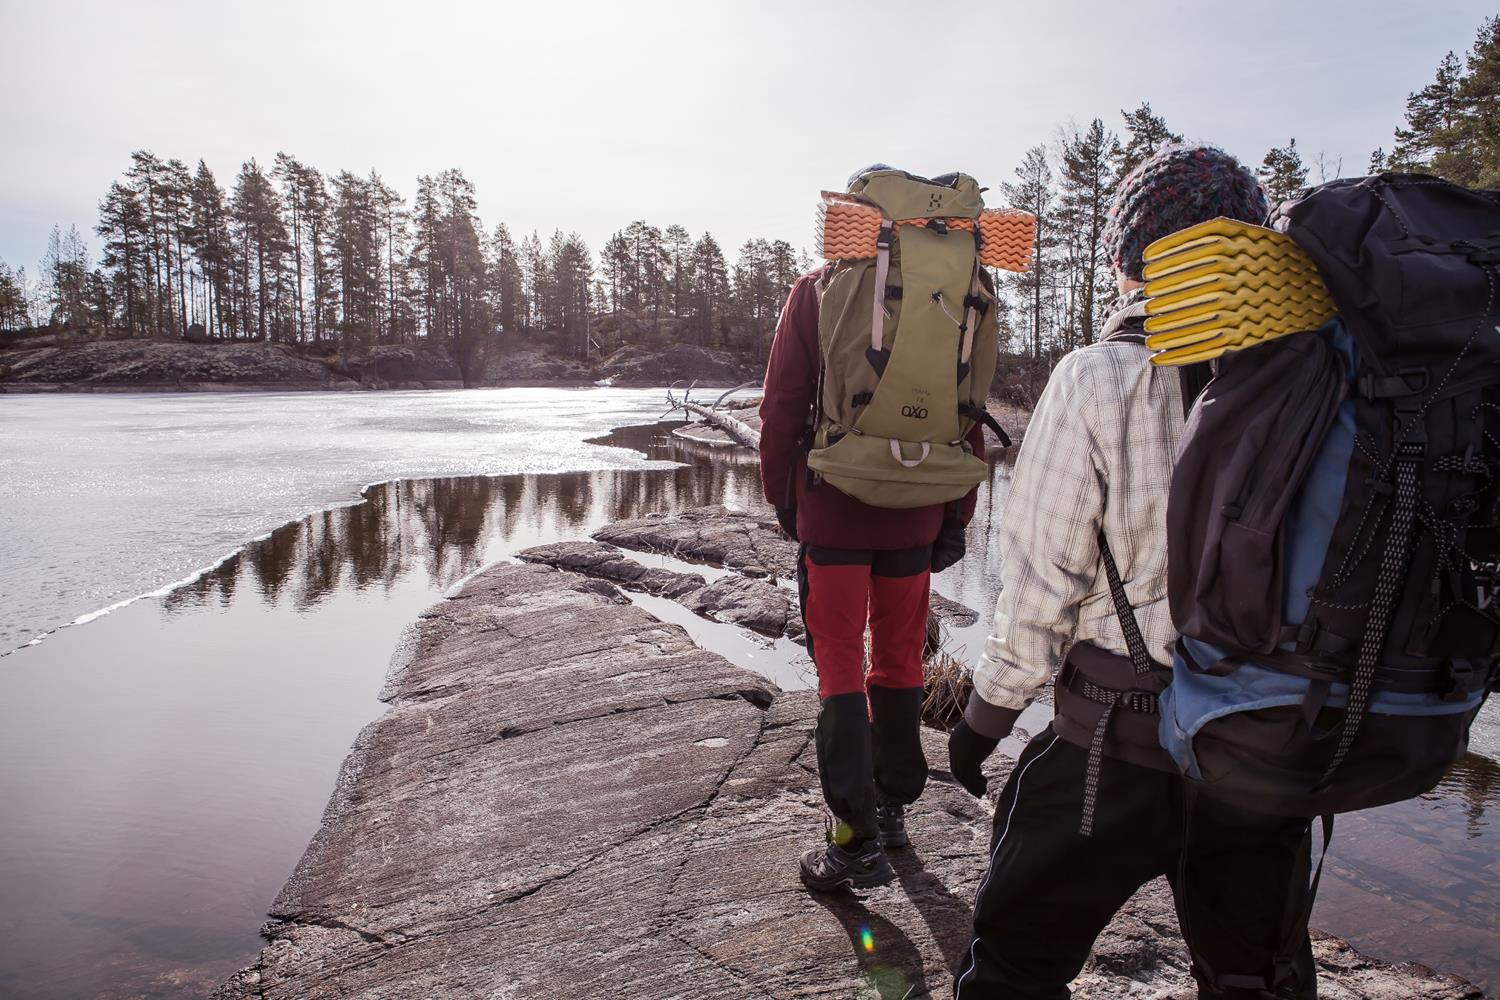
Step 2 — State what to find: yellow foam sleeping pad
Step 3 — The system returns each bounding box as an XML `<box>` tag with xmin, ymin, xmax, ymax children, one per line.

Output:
<box><xmin>1141</xmin><ymin>218</ymin><xmax>1337</xmax><ymax>366</ymax></box>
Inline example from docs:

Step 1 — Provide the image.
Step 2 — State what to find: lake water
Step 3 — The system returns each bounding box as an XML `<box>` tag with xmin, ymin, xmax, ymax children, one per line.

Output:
<box><xmin>0</xmin><ymin>389</ymin><xmax>1495</xmax><ymax>998</ymax></box>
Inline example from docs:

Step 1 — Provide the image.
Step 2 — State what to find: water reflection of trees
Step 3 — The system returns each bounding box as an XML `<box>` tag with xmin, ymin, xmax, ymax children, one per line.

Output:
<box><xmin>161</xmin><ymin>423</ymin><xmax>763</xmax><ymax>615</ymax></box>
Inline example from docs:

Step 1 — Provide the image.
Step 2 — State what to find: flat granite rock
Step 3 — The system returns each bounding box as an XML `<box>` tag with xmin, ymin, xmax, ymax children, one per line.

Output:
<box><xmin>591</xmin><ymin>506</ymin><xmax>978</xmax><ymax>626</ymax></box>
<box><xmin>218</xmin><ymin>560</ymin><xmax>1483</xmax><ymax>1000</ymax></box>
<box><xmin>594</xmin><ymin>504</ymin><xmax>799</xmax><ymax>580</ymax></box>
<box><xmin>519</xmin><ymin>540</ymin><xmax>804</xmax><ymax>640</ymax></box>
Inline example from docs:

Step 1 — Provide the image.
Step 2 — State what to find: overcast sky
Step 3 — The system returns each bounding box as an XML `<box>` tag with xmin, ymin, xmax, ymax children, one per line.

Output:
<box><xmin>0</xmin><ymin>0</ymin><xmax>1492</xmax><ymax>274</ymax></box>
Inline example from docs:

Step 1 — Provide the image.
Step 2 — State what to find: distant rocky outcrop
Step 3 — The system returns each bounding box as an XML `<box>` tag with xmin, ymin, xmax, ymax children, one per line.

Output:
<box><xmin>0</xmin><ymin>335</ymin><xmax>763</xmax><ymax>392</ymax></box>
<box><xmin>0</xmin><ymin>340</ymin><xmax>355</xmax><ymax>391</ymax></box>
<box><xmin>596</xmin><ymin>343</ymin><xmax>758</xmax><ymax>385</ymax></box>
<box><xmin>482</xmin><ymin>348</ymin><xmax>594</xmax><ymax>385</ymax></box>
<box><xmin>351</xmin><ymin>345</ymin><xmax>464</xmax><ymax>389</ymax></box>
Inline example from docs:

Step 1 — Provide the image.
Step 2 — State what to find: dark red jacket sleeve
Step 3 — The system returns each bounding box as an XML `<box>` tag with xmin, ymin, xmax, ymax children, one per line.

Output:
<box><xmin>758</xmin><ymin>270</ymin><xmax>823</xmax><ymax>510</ymax></box>
<box><xmin>953</xmin><ymin>421</ymin><xmax>987</xmax><ymax>525</ymax></box>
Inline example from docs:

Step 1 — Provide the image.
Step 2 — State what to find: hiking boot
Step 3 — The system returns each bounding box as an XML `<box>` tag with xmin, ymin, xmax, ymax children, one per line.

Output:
<box><xmin>799</xmin><ymin>840</ymin><xmax>895</xmax><ymax>892</ymax></box>
<box><xmin>875</xmin><ymin>800</ymin><xmax>909</xmax><ymax>849</ymax></box>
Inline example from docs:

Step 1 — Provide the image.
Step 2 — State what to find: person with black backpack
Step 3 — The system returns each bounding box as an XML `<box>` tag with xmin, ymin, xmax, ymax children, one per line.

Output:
<box><xmin>946</xmin><ymin>146</ymin><xmax>1322</xmax><ymax>999</ymax></box>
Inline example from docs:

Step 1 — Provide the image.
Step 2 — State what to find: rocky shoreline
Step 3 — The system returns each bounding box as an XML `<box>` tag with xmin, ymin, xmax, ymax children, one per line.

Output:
<box><xmin>216</xmin><ymin>495</ymin><xmax>1486</xmax><ymax>999</ymax></box>
<box><xmin>0</xmin><ymin>338</ymin><xmax>760</xmax><ymax>393</ymax></box>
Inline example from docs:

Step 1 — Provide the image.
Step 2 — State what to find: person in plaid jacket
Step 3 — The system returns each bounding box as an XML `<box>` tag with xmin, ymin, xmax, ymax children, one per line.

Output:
<box><xmin>948</xmin><ymin>146</ymin><xmax>1320</xmax><ymax>1000</ymax></box>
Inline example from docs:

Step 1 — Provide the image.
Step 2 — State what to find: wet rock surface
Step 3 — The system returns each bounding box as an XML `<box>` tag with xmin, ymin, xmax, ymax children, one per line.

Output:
<box><xmin>519</xmin><ymin>540</ymin><xmax>803</xmax><ymax>640</ymax></box>
<box><xmin>594</xmin><ymin>503</ymin><xmax>800</xmax><ymax>579</ymax></box>
<box><xmin>219</xmin><ymin>559</ymin><xmax>1483</xmax><ymax>999</ymax></box>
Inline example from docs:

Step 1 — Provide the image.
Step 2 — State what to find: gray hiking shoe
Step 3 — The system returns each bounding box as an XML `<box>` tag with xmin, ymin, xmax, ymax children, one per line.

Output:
<box><xmin>799</xmin><ymin>840</ymin><xmax>896</xmax><ymax>892</ymax></box>
<box><xmin>876</xmin><ymin>800</ymin><xmax>909</xmax><ymax>849</ymax></box>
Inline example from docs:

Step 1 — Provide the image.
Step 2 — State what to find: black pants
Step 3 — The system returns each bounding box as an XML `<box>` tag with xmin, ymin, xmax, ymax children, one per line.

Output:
<box><xmin>798</xmin><ymin>544</ymin><xmax>932</xmax><ymax>844</ymax></box>
<box><xmin>954</xmin><ymin>725</ymin><xmax>1317</xmax><ymax>1000</ymax></box>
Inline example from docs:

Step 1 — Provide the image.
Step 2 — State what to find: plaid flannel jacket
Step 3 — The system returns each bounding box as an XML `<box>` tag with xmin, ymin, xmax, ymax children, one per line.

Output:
<box><xmin>970</xmin><ymin>304</ymin><xmax>1185</xmax><ymax>717</ymax></box>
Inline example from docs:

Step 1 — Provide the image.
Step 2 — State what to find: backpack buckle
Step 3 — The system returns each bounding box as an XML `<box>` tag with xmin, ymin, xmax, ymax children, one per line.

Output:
<box><xmin>1358</xmin><ymin>367</ymin><xmax>1428</xmax><ymax>399</ymax></box>
<box><xmin>1438</xmin><ymin>661</ymin><xmax>1475</xmax><ymax>702</ymax></box>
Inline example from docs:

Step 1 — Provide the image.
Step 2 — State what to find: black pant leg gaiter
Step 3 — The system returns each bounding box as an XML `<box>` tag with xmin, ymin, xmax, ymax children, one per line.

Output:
<box><xmin>815</xmin><ymin>691</ymin><xmax>879</xmax><ymax>845</ymax></box>
<box><xmin>868</xmin><ymin>684</ymin><xmax>928</xmax><ymax>806</ymax></box>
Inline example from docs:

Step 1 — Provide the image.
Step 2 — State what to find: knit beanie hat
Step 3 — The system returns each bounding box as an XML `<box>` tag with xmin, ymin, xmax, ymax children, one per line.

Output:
<box><xmin>1105</xmin><ymin>145</ymin><xmax>1269</xmax><ymax>282</ymax></box>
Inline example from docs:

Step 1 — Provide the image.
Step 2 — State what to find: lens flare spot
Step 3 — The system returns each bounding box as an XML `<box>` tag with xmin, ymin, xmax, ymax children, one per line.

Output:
<box><xmin>860</xmin><ymin>926</ymin><xmax>874</xmax><ymax>952</ymax></box>
<box><xmin>832</xmin><ymin>821</ymin><xmax>855</xmax><ymax>846</ymax></box>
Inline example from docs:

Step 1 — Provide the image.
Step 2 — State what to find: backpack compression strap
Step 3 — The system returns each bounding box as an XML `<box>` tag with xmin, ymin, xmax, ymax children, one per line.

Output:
<box><xmin>870</xmin><ymin>222</ymin><xmax>893</xmax><ymax>353</ymax></box>
<box><xmin>1076</xmin><ymin>531</ymin><xmax>1159</xmax><ymax>836</ymax></box>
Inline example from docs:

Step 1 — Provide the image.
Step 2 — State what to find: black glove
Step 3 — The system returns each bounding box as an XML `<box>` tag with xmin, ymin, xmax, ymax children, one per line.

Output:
<box><xmin>948</xmin><ymin>720</ymin><xmax>1001</xmax><ymax>797</ymax></box>
<box><xmin>775</xmin><ymin>505</ymin><xmax>798</xmax><ymax>541</ymax></box>
<box><xmin>930</xmin><ymin>510</ymin><xmax>967</xmax><ymax>573</ymax></box>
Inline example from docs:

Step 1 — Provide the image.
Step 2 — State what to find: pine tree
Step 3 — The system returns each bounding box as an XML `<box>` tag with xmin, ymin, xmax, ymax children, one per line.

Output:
<box><xmin>488</xmin><ymin>223</ymin><xmax>523</xmax><ymax>336</ymax></box>
<box><xmin>1456</xmin><ymin>16</ymin><xmax>1500</xmax><ymax>186</ymax></box>
<box><xmin>0</xmin><ymin>259</ymin><xmax>29</xmax><ymax>332</ymax></box>
<box><xmin>162</xmin><ymin>159</ymin><xmax>193</xmax><ymax>337</ymax></box>
<box><xmin>600</xmin><ymin>233</ymin><xmax>631</xmax><ymax>318</ymax></box>
<box><xmin>1259</xmin><ymin>138</ymin><xmax>1309</xmax><ymax>204</ymax></box>
<box><xmin>41</xmin><ymin>225</ymin><xmax>92</xmax><ymax>328</ymax></box>
<box><xmin>731</xmin><ymin>238</ymin><xmax>777</xmax><ymax>357</ymax></box>
<box><xmin>663</xmin><ymin>223</ymin><xmax>693</xmax><ymax>320</ymax></box>
<box><xmin>409</xmin><ymin>176</ymin><xmax>442</xmax><ymax>338</ymax></box>
<box><xmin>519</xmin><ymin>231</ymin><xmax>546</xmax><ymax>331</ymax></box>
<box><xmin>1118</xmin><ymin>103</ymin><xmax>1182</xmax><ymax>177</ymax></box>
<box><xmin>689</xmin><ymin>233</ymin><xmax>727</xmax><ymax>345</ymax></box>
<box><xmin>230</xmin><ymin>159</ymin><xmax>288</xmax><ymax>341</ymax></box>
<box><xmin>97</xmin><ymin>181</ymin><xmax>148</xmax><ymax>336</ymax></box>
<box><xmin>1391</xmin><ymin>52</ymin><xmax>1466</xmax><ymax>176</ymax></box>
<box><xmin>185</xmin><ymin>161</ymin><xmax>233</xmax><ymax>338</ymax></box>
<box><xmin>1002</xmin><ymin>145</ymin><xmax>1057</xmax><ymax>358</ymax></box>
<box><xmin>370</xmin><ymin>173</ymin><xmax>410</xmax><ymax>344</ymax></box>
<box><xmin>432</xmin><ymin>169</ymin><xmax>488</xmax><ymax>367</ymax></box>
<box><xmin>1056</xmin><ymin>119</ymin><xmax>1121</xmax><ymax>346</ymax></box>
<box><xmin>330</xmin><ymin>170</ymin><xmax>381</xmax><ymax>355</ymax></box>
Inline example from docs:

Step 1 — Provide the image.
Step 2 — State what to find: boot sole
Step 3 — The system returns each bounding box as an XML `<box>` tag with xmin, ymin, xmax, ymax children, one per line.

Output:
<box><xmin>799</xmin><ymin>867</ymin><xmax>896</xmax><ymax>892</ymax></box>
<box><xmin>799</xmin><ymin>858</ymin><xmax>896</xmax><ymax>893</ymax></box>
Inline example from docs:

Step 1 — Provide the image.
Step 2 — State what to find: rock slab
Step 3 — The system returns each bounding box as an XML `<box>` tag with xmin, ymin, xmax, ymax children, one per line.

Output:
<box><xmin>519</xmin><ymin>539</ymin><xmax>804</xmax><ymax>640</ymax></box>
<box><xmin>218</xmin><ymin>560</ymin><xmax>1483</xmax><ymax>1000</ymax></box>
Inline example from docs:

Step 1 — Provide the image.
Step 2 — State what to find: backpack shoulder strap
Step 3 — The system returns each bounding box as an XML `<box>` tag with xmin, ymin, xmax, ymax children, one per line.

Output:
<box><xmin>1097</xmin><ymin>531</ymin><xmax>1155</xmax><ymax>678</ymax></box>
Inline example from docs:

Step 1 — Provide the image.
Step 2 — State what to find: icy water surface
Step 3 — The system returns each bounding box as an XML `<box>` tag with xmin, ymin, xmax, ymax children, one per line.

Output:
<box><xmin>0</xmin><ymin>390</ymin><xmax>1495</xmax><ymax>997</ymax></box>
<box><xmin>0</xmin><ymin>388</ymin><xmax>692</xmax><ymax>651</ymax></box>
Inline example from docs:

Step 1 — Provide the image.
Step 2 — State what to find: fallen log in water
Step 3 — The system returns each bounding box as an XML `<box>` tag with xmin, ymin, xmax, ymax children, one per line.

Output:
<box><xmin>666</xmin><ymin>383</ymin><xmax>762</xmax><ymax>449</ymax></box>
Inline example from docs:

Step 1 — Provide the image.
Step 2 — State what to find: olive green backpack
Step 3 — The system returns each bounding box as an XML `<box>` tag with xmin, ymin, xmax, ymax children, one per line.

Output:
<box><xmin>808</xmin><ymin>168</ymin><xmax>1031</xmax><ymax>508</ymax></box>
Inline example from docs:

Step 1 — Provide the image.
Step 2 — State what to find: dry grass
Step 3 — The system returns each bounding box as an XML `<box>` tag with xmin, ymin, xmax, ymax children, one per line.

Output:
<box><xmin>922</xmin><ymin>644</ymin><xmax>973</xmax><ymax>732</ymax></box>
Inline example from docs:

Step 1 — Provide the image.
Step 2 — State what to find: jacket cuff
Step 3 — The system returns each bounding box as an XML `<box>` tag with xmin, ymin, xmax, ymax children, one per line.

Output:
<box><xmin>963</xmin><ymin>693</ymin><xmax>1023</xmax><ymax>741</ymax></box>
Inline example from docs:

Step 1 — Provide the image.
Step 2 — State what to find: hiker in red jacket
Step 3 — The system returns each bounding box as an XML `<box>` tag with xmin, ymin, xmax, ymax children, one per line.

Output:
<box><xmin>760</xmin><ymin>171</ymin><xmax>986</xmax><ymax>890</ymax></box>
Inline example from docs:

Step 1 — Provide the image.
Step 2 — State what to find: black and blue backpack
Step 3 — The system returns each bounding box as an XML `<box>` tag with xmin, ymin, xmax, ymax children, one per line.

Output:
<box><xmin>1158</xmin><ymin>173</ymin><xmax>1500</xmax><ymax>817</ymax></box>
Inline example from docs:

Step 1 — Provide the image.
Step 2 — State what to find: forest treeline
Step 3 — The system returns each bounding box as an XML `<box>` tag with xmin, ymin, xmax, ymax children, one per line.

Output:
<box><xmin>0</xmin><ymin>157</ymin><xmax>809</xmax><ymax>367</ymax></box>
<box><xmin>1</xmin><ymin>15</ymin><xmax>1494</xmax><ymax>369</ymax></box>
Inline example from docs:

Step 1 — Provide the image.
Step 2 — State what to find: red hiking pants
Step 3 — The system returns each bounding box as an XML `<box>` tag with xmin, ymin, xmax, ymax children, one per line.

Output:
<box><xmin>797</xmin><ymin>544</ymin><xmax>933</xmax><ymax>840</ymax></box>
<box><xmin>796</xmin><ymin>545</ymin><xmax>931</xmax><ymax>698</ymax></box>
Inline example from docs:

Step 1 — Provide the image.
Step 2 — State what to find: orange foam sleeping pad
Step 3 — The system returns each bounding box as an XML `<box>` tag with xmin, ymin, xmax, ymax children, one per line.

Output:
<box><xmin>816</xmin><ymin>193</ymin><xmax>1035</xmax><ymax>272</ymax></box>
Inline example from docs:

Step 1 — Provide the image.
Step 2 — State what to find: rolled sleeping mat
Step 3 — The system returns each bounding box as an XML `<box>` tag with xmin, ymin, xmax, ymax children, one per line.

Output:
<box><xmin>816</xmin><ymin>193</ymin><xmax>1035</xmax><ymax>273</ymax></box>
<box><xmin>1142</xmin><ymin>218</ymin><xmax>1337</xmax><ymax>367</ymax></box>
